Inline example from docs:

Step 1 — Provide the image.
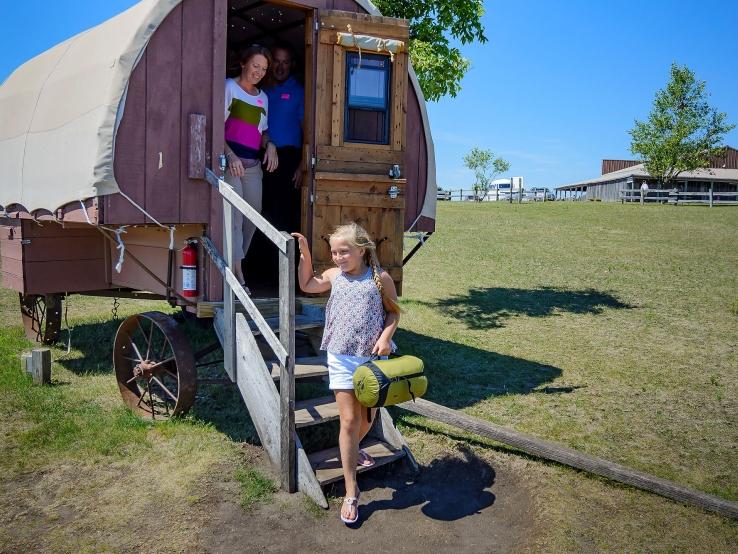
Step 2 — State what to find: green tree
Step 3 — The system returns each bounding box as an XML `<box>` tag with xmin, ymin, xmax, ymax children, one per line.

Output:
<box><xmin>374</xmin><ymin>0</ymin><xmax>487</xmax><ymax>101</ymax></box>
<box><xmin>463</xmin><ymin>147</ymin><xmax>510</xmax><ymax>201</ymax></box>
<box><xmin>629</xmin><ymin>63</ymin><xmax>734</xmax><ymax>185</ymax></box>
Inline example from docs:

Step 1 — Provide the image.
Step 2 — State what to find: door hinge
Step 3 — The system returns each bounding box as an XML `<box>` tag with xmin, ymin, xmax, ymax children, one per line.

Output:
<box><xmin>310</xmin><ymin>193</ymin><xmax>315</xmax><ymax>204</ymax></box>
<box><xmin>311</xmin><ymin>156</ymin><xmax>316</xmax><ymax>169</ymax></box>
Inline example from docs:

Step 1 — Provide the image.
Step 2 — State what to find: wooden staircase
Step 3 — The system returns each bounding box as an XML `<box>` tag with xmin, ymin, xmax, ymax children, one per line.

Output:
<box><xmin>213</xmin><ymin>298</ymin><xmax>417</xmax><ymax>508</ymax></box>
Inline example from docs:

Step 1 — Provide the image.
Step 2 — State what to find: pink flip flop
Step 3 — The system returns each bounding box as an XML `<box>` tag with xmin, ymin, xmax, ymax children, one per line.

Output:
<box><xmin>340</xmin><ymin>495</ymin><xmax>360</xmax><ymax>524</ymax></box>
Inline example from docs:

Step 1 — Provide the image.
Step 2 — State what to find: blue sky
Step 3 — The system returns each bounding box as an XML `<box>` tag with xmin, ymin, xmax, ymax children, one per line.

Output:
<box><xmin>2</xmin><ymin>0</ymin><xmax>737</xmax><ymax>190</ymax></box>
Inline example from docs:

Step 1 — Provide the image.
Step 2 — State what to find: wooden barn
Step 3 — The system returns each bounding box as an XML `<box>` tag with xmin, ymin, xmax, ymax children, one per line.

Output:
<box><xmin>0</xmin><ymin>0</ymin><xmax>437</xmax><ymax>507</ymax></box>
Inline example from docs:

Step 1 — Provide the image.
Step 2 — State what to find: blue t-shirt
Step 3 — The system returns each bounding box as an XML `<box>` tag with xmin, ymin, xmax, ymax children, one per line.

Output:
<box><xmin>265</xmin><ymin>76</ymin><xmax>304</xmax><ymax>148</ymax></box>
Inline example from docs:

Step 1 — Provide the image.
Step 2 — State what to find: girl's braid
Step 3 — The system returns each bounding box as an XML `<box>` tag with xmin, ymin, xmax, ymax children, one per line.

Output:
<box><xmin>367</xmin><ymin>249</ymin><xmax>384</xmax><ymax>296</ymax></box>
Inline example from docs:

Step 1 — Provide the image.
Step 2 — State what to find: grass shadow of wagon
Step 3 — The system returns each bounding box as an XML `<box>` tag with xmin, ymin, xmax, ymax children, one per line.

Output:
<box><xmin>426</xmin><ymin>286</ymin><xmax>631</xmax><ymax>329</ymax></box>
<box><xmin>394</xmin><ymin>328</ymin><xmax>565</xmax><ymax>409</ymax></box>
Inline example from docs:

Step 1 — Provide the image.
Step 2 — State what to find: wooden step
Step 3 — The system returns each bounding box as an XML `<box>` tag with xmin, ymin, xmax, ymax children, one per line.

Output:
<box><xmin>294</xmin><ymin>395</ymin><xmax>339</xmax><ymax>428</ymax></box>
<box><xmin>268</xmin><ymin>355</ymin><xmax>329</xmax><ymax>380</ymax></box>
<box><xmin>249</xmin><ymin>314</ymin><xmax>323</xmax><ymax>336</ymax></box>
<box><xmin>307</xmin><ymin>438</ymin><xmax>405</xmax><ymax>486</ymax></box>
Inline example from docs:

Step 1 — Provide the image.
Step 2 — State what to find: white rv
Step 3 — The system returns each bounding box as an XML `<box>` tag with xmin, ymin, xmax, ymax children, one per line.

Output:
<box><xmin>485</xmin><ymin>177</ymin><xmax>524</xmax><ymax>201</ymax></box>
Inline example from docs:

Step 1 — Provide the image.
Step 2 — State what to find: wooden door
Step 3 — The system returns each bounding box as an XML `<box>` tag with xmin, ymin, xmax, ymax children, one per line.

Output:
<box><xmin>310</xmin><ymin>9</ymin><xmax>409</xmax><ymax>293</ymax></box>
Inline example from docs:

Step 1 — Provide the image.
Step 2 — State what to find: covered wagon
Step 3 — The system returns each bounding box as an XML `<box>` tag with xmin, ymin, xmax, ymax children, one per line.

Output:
<box><xmin>0</xmin><ymin>0</ymin><xmax>436</xmax><ymax>506</ymax></box>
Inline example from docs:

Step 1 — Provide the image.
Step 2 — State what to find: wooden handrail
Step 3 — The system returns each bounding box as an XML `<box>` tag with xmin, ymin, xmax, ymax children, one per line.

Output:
<box><xmin>203</xmin><ymin>166</ymin><xmax>297</xmax><ymax>494</ymax></box>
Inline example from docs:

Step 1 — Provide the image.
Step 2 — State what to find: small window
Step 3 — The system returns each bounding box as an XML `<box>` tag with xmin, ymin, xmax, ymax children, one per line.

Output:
<box><xmin>344</xmin><ymin>52</ymin><xmax>391</xmax><ymax>144</ymax></box>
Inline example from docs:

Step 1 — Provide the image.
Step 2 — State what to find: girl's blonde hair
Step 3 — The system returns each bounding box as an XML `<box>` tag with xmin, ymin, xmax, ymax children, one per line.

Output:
<box><xmin>329</xmin><ymin>222</ymin><xmax>401</xmax><ymax>313</ymax></box>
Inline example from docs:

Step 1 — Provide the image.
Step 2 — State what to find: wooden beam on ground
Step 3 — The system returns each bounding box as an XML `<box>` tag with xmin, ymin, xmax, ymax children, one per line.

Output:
<box><xmin>398</xmin><ymin>398</ymin><xmax>738</xmax><ymax>521</ymax></box>
<box><xmin>31</xmin><ymin>348</ymin><xmax>51</xmax><ymax>385</ymax></box>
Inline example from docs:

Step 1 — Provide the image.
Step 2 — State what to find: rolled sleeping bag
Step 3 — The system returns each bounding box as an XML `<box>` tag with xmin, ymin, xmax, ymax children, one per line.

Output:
<box><xmin>353</xmin><ymin>355</ymin><xmax>427</xmax><ymax>408</ymax></box>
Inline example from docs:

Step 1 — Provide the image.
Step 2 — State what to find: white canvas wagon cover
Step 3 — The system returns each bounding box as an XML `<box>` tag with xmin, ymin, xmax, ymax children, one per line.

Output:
<box><xmin>0</xmin><ymin>0</ymin><xmax>180</xmax><ymax>213</ymax></box>
<box><xmin>0</xmin><ymin>0</ymin><xmax>436</xmax><ymax>225</ymax></box>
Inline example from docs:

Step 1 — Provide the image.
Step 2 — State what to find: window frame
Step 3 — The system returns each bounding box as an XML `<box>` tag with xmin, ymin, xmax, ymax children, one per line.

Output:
<box><xmin>343</xmin><ymin>51</ymin><xmax>392</xmax><ymax>145</ymax></box>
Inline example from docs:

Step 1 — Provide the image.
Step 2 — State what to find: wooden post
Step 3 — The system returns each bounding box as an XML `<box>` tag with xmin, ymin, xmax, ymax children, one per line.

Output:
<box><xmin>31</xmin><ymin>348</ymin><xmax>51</xmax><ymax>385</ymax></box>
<box><xmin>709</xmin><ymin>182</ymin><xmax>714</xmax><ymax>208</ymax></box>
<box><xmin>223</xmin><ymin>198</ymin><xmax>236</xmax><ymax>381</ymax></box>
<box><xmin>21</xmin><ymin>352</ymin><xmax>32</xmax><ymax>374</ymax></box>
<box><xmin>279</xmin><ymin>233</ymin><xmax>296</xmax><ymax>493</ymax></box>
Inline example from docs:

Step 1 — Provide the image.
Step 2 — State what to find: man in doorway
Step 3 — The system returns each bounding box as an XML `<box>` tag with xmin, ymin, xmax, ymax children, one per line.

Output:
<box><xmin>263</xmin><ymin>41</ymin><xmax>304</xmax><ymax>232</ymax></box>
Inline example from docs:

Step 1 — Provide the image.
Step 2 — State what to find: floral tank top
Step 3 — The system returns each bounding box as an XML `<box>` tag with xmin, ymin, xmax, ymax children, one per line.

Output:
<box><xmin>321</xmin><ymin>267</ymin><xmax>387</xmax><ymax>356</ymax></box>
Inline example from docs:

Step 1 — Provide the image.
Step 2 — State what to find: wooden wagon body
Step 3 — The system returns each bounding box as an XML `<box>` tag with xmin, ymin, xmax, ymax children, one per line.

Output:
<box><xmin>0</xmin><ymin>0</ymin><xmax>436</xmax><ymax>304</ymax></box>
<box><xmin>0</xmin><ymin>0</ymin><xmax>435</xmax><ymax>508</ymax></box>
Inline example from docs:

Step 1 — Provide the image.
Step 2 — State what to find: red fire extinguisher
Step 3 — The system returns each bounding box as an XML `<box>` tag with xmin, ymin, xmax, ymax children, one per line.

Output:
<box><xmin>181</xmin><ymin>239</ymin><xmax>198</xmax><ymax>298</ymax></box>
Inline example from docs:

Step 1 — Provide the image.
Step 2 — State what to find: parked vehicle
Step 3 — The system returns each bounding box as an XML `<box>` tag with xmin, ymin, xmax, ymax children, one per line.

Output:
<box><xmin>437</xmin><ymin>188</ymin><xmax>452</xmax><ymax>201</ymax></box>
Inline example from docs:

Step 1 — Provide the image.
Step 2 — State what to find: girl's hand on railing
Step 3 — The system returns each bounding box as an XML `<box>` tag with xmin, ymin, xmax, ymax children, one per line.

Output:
<box><xmin>290</xmin><ymin>232</ymin><xmax>310</xmax><ymax>259</ymax></box>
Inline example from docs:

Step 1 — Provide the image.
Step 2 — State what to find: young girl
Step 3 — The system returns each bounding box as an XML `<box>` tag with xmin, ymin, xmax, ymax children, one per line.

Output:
<box><xmin>291</xmin><ymin>223</ymin><xmax>400</xmax><ymax>524</ymax></box>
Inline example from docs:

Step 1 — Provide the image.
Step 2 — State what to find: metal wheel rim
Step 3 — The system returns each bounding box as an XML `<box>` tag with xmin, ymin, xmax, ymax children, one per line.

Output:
<box><xmin>113</xmin><ymin>311</ymin><xmax>196</xmax><ymax>419</ymax></box>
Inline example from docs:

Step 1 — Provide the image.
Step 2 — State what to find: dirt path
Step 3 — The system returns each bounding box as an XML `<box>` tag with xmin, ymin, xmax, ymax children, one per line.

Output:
<box><xmin>198</xmin><ymin>445</ymin><xmax>535</xmax><ymax>553</ymax></box>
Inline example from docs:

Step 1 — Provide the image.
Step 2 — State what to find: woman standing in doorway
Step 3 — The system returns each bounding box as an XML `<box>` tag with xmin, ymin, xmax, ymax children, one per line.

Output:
<box><xmin>225</xmin><ymin>45</ymin><xmax>279</xmax><ymax>286</ymax></box>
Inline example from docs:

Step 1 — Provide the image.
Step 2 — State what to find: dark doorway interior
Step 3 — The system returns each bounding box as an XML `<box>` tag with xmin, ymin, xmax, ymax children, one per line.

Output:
<box><xmin>226</xmin><ymin>0</ymin><xmax>308</xmax><ymax>295</ymax></box>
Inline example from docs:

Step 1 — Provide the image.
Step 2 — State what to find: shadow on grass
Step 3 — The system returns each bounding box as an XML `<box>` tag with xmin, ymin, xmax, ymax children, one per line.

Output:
<box><xmin>420</xmin><ymin>286</ymin><xmax>631</xmax><ymax>329</ymax></box>
<box><xmin>344</xmin><ymin>444</ymin><xmax>495</xmax><ymax>525</ymax></box>
<box><xmin>54</xmin><ymin>314</ymin><xmax>261</xmax><ymax>443</ymax></box>
<box><xmin>395</xmin><ymin>328</ymin><xmax>564</xmax><ymax>408</ymax></box>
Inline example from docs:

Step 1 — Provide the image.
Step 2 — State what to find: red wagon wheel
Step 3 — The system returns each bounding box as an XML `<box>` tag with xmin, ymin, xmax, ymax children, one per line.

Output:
<box><xmin>113</xmin><ymin>311</ymin><xmax>196</xmax><ymax>419</ymax></box>
<box><xmin>19</xmin><ymin>293</ymin><xmax>63</xmax><ymax>344</ymax></box>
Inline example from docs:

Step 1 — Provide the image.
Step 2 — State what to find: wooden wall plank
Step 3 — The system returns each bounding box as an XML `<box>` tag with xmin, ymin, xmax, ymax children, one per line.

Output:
<box><xmin>315</xmin><ymin>37</ymin><xmax>333</xmax><ymax>147</ymax></box>
<box><xmin>0</xmin><ymin>239</ymin><xmax>22</xmax><ymax>261</ymax></box>
<box><xmin>391</xmin><ymin>52</ymin><xmax>407</xmax><ymax>152</ymax></box>
<box><xmin>180</xmin><ymin>0</ymin><xmax>213</xmax><ymax>223</ymax></box>
<box><xmin>330</xmin><ymin>45</ymin><xmax>344</xmax><ymax>147</ymax></box>
<box><xmin>315</xmin><ymin>191</ymin><xmax>402</xmax><ymax>209</ymax></box>
<box><xmin>25</xmin><ymin>259</ymin><xmax>108</xmax><ymax>295</ymax></box>
<box><xmin>317</xmin><ymin>144</ymin><xmax>402</xmax><ymax>164</ymax></box>
<box><xmin>1</xmin><ymin>272</ymin><xmax>23</xmax><ymax>293</ymax></box>
<box><xmin>145</xmin><ymin>3</ymin><xmax>183</xmax><ymax>223</ymax></box>
<box><xmin>107</xmin><ymin>53</ymin><xmax>147</xmax><ymax>225</ymax></box>
<box><xmin>207</xmin><ymin>0</ymin><xmax>228</xmax><ymax>302</ymax></box>
<box><xmin>404</xmin><ymin>81</ymin><xmax>423</xmax><ymax>230</ymax></box>
<box><xmin>21</xmin><ymin>237</ymin><xmax>105</xmax><ymax>262</ymax></box>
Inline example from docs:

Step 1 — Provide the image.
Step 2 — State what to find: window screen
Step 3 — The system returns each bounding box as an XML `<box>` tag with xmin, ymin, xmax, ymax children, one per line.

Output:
<box><xmin>344</xmin><ymin>52</ymin><xmax>391</xmax><ymax>144</ymax></box>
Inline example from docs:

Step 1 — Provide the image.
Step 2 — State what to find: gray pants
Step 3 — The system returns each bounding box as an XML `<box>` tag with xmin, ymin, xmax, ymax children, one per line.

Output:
<box><xmin>225</xmin><ymin>163</ymin><xmax>263</xmax><ymax>260</ymax></box>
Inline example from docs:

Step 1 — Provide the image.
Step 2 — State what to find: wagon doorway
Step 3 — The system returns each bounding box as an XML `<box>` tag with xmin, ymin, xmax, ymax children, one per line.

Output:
<box><xmin>226</xmin><ymin>0</ymin><xmax>312</xmax><ymax>294</ymax></box>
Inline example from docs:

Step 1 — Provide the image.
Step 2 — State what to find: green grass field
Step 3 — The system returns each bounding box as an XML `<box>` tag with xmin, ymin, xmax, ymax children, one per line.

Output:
<box><xmin>1</xmin><ymin>201</ymin><xmax>737</xmax><ymax>551</ymax></box>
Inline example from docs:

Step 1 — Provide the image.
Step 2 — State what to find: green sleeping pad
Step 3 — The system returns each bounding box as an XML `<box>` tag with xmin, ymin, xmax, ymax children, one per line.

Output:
<box><xmin>353</xmin><ymin>355</ymin><xmax>427</xmax><ymax>408</ymax></box>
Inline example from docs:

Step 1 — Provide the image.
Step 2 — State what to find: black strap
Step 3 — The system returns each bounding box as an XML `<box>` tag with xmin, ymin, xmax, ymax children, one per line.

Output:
<box><xmin>364</xmin><ymin>360</ymin><xmax>390</xmax><ymax>407</ymax></box>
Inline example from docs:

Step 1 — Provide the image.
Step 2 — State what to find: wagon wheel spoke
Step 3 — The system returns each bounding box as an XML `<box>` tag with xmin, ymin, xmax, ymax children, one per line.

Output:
<box><xmin>163</xmin><ymin>368</ymin><xmax>178</xmax><ymax>380</ymax></box>
<box><xmin>127</xmin><ymin>335</ymin><xmax>146</xmax><ymax>365</ymax></box>
<box><xmin>136</xmin><ymin>380</ymin><xmax>149</xmax><ymax>409</ymax></box>
<box><xmin>151</xmin><ymin>376</ymin><xmax>178</xmax><ymax>403</ymax></box>
<box><xmin>147</xmin><ymin>356</ymin><xmax>176</xmax><ymax>372</ymax></box>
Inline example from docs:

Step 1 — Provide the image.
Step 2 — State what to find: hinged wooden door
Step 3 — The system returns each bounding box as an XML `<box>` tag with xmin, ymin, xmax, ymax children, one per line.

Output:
<box><xmin>310</xmin><ymin>9</ymin><xmax>409</xmax><ymax>293</ymax></box>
